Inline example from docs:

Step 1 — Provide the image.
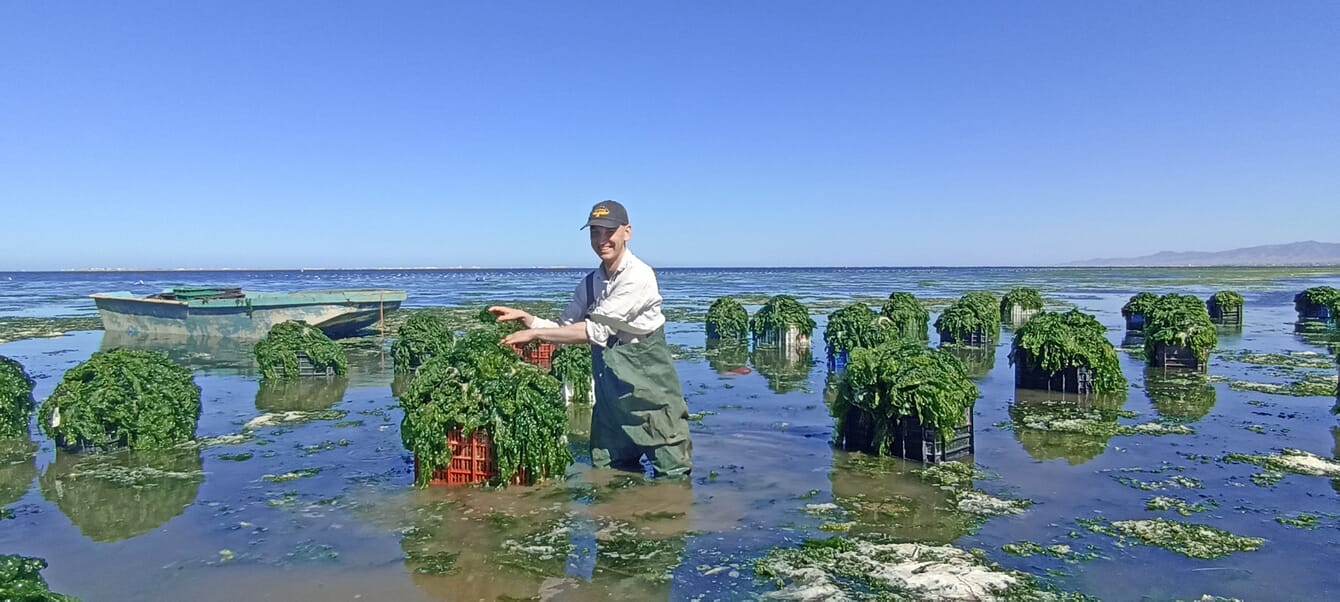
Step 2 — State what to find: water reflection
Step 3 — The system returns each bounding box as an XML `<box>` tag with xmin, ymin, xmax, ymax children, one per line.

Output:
<box><xmin>1145</xmin><ymin>368</ymin><xmax>1217</xmax><ymax>422</ymax></box>
<box><xmin>254</xmin><ymin>376</ymin><xmax>350</xmax><ymax>413</ymax></box>
<box><xmin>39</xmin><ymin>447</ymin><xmax>204</xmax><ymax>542</ymax></box>
<box><xmin>944</xmin><ymin>346</ymin><xmax>996</xmax><ymax>380</ymax></box>
<box><xmin>750</xmin><ymin>346</ymin><xmax>815</xmax><ymax>394</ymax></box>
<box><xmin>705</xmin><ymin>340</ymin><xmax>749</xmax><ymax>375</ymax></box>
<box><xmin>828</xmin><ymin>451</ymin><xmax>974</xmax><ymax>543</ymax></box>
<box><xmin>100</xmin><ymin>331</ymin><xmax>256</xmax><ymax>376</ymax></box>
<box><xmin>1009</xmin><ymin>389</ymin><xmax>1128</xmax><ymax>465</ymax></box>
<box><xmin>401</xmin><ymin>474</ymin><xmax>692</xmax><ymax>601</ymax></box>
<box><xmin>0</xmin><ymin>438</ymin><xmax>38</xmax><ymax>508</ymax></box>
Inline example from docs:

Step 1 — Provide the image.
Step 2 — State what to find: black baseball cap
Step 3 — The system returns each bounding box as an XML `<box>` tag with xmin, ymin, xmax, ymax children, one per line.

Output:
<box><xmin>581</xmin><ymin>200</ymin><xmax>629</xmax><ymax>230</ymax></box>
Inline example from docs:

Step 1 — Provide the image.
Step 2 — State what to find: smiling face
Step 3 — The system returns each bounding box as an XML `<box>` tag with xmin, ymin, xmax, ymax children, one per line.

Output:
<box><xmin>589</xmin><ymin>224</ymin><xmax>631</xmax><ymax>264</ymax></box>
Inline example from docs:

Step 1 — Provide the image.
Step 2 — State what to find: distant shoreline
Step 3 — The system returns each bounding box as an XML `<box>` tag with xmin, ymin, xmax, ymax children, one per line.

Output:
<box><xmin>5</xmin><ymin>264</ymin><xmax>1340</xmax><ymax>273</ymax></box>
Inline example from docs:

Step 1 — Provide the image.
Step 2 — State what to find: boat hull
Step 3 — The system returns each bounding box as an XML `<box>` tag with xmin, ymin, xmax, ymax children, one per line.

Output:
<box><xmin>92</xmin><ymin>289</ymin><xmax>405</xmax><ymax>340</ymax></box>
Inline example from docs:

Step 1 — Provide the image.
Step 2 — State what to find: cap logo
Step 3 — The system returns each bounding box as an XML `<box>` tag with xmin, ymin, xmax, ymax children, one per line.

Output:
<box><xmin>591</xmin><ymin>206</ymin><xmax>610</xmax><ymax>218</ymax></box>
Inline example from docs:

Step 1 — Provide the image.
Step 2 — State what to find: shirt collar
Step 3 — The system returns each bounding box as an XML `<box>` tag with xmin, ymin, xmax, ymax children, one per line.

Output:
<box><xmin>599</xmin><ymin>251</ymin><xmax>636</xmax><ymax>280</ymax></box>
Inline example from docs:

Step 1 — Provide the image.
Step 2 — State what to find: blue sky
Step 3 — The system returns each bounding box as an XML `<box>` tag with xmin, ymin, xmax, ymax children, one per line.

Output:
<box><xmin>2</xmin><ymin>1</ymin><xmax>1336</xmax><ymax>269</ymax></box>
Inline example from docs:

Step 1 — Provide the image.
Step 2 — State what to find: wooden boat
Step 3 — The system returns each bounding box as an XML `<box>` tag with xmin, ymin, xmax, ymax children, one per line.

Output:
<box><xmin>91</xmin><ymin>286</ymin><xmax>405</xmax><ymax>339</ymax></box>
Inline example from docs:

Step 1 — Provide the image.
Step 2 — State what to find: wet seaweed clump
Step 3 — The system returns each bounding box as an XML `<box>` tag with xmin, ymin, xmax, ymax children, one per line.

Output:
<box><xmin>1009</xmin><ymin>310</ymin><xmax>1127</xmax><ymax>395</ymax></box>
<box><xmin>0</xmin><ymin>555</ymin><xmax>78</xmax><ymax>601</ymax></box>
<box><xmin>1</xmin><ymin>355</ymin><xmax>36</xmax><ymax>438</ymax></box>
<box><xmin>824</xmin><ymin>303</ymin><xmax>891</xmax><ymax>357</ymax></box>
<box><xmin>37</xmin><ymin>349</ymin><xmax>201</xmax><ymax>450</ymax></box>
<box><xmin>254</xmin><ymin>321</ymin><xmax>348</xmax><ymax>379</ymax></box>
<box><xmin>999</xmin><ymin>287</ymin><xmax>1044</xmax><ymax>324</ymax></box>
<box><xmin>933</xmin><ymin>292</ymin><xmax>999</xmax><ymax>346</ymax></box>
<box><xmin>550</xmin><ymin>344</ymin><xmax>593</xmax><ymax>406</ymax></box>
<box><xmin>1143</xmin><ymin>294</ymin><xmax>1217</xmax><ymax>365</ymax></box>
<box><xmin>1295</xmin><ymin>286</ymin><xmax>1340</xmax><ymax>319</ymax></box>
<box><xmin>1209</xmin><ymin>290</ymin><xmax>1243</xmax><ymax>313</ymax></box>
<box><xmin>879</xmin><ymin>292</ymin><xmax>930</xmax><ymax>341</ymax></box>
<box><xmin>1122</xmin><ymin>292</ymin><xmax>1160</xmax><ymax>323</ymax></box>
<box><xmin>1081</xmin><ymin>517</ymin><xmax>1263</xmax><ymax>560</ymax></box>
<box><xmin>705</xmin><ymin>296</ymin><xmax>749</xmax><ymax>341</ymax></box>
<box><xmin>1223</xmin><ymin>448</ymin><xmax>1340</xmax><ymax>478</ymax></box>
<box><xmin>399</xmin><ymin>329</ymin><xmax>570</xmax><ymax>487</ymax></box>
<box><xmin>832</xmin><ymin>340</ymin><xmax>979</xmax><ymax>452</ymax></box>
<box><xmin>392</xmin><ymin>312</ymin><xmax>455</xmax><ymax>375</ymax></box>
<box><xmin>750</xmin><ymin>295</ymin><xmax>816</xmax><ymax>346</ymax></box>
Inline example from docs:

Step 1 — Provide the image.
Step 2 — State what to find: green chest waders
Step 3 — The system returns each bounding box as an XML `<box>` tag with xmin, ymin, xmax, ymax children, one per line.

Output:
<box><xmin>584</xmin><ymin>274</ymin><xmax>693</xmax><ymax>477</ymax></box>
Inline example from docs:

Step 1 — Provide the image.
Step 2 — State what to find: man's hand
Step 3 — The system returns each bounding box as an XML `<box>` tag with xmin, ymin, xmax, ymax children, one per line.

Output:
<box><xmin>500</xmin><ymin>329</ymin><xmax>539</xmax><ymax>347</ymax></box>
<box><xmin>488</xmin><ymin>306</ymin><xmax>532</xmax><ymax>324</ymax></box>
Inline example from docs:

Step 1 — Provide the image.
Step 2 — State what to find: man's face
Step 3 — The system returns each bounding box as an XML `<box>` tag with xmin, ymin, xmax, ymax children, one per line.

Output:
<box><xmin>589</xmin><ymin>224</ymin><xmax>630</xmax><ymax>262</ymax></box>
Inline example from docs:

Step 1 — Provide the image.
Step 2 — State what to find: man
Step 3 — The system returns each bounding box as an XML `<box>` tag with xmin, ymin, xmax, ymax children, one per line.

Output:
<box><xmin>489</xmin><ymin>200</ymin><xmax>693</xmax><ymax>478</ymax></box>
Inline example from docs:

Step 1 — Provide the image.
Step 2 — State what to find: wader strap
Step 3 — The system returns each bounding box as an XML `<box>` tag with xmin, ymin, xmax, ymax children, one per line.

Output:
<box><xmin>584</xmin><ymin>271</ymin><xmax>619</xmax><ymax>348</ymax></box>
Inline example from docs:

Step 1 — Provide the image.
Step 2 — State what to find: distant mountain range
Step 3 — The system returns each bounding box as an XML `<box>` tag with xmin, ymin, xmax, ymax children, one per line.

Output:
<box><xmin>1067</xmin><ymin>241</ymin><xmax>1340</xmax><ymax>267</ymax></box>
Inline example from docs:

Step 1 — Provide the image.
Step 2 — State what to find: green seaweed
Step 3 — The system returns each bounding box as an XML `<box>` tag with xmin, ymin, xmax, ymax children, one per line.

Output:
<box><xmin>1082</xmin><ymin>517</ymin><xmax>1263</xmax><ymax>559</ymax></box>
<box><xmin>398</xmin><ymin>329</ymin><xmax>570</xmax><ymax>487</ymax></box>
<box><xmin>750</xmin><ymin>295</ymin><xmax>816</xmax><ymax>342</ymax></box>
<box><xmin>38</xmin><ymin>349</ymin><xmax>201</xmax><ymax>451</ymax></box>
<box><xmin>1009</xmin><ymin>310</ymin><xmax>1127</xmax><ymax>394</ymax></box>
<box><xmin>550</xmin><ymin>344</ymin><xmax>593</xmax><ymax>406</ymax></box>
<box><xmin>1143</xmin><ymin>294</ymin><xmax>1218</xmax><ymax>364</ymax></box>
<box><xmin>0</xmin><ymin>316</ymin><xmax>102</xmax><ymax>344</ymax></box>
<box><xmin>1122</xmin><ymin>292</ymin><xmax>1160</xmax><ymax>319</ymax></box>
<box><xmin>1210</xmin><ymin>290</ymin><xmax>1244</xmax><ymax>312</ymax></box>
<box><xmin>1146</xmin><ymin>495</ymin><xmax>1218</xmax><ymax>516</ymax></box>
<box><xmin>999</xmin><ymin>288</ymin><xmax>1044</xmax><ymax>323</ymax></box>
<box><xmin>392</xmin><ymin>312</ymin><xmax>455</xmax><ymax>374</ymax></box>
<box><xmin>832</xmin><ymin>340</ymin><xmax>978</xmax><ymax>451</ymax></box>
<box><xmin>0</xmin><ymin>555</ymin><xmax>79</xmax><ymax>601</ymax></box>
<box><xmin>0</xmin><ymin>355</ymin><xmax>36</xmax><ymax>438</ymax></box>
<box><xmin>705</xmin><ymin>296</ymin><xmax>750</xmax><ymax>341</ymax></box>
<box><xmin>254</xmin><ymin>321</ymin><xmax>349</xmax><ymax>379</ymax></box>
<box><xmin>879</xmin><ymin>292</ymin><xmax>930</xmax><ymax>342</ymax></box>
<box><xmin>824</xmin><ymin>303</ymin><xmax>890</xmax><ymax>355</ymax></box>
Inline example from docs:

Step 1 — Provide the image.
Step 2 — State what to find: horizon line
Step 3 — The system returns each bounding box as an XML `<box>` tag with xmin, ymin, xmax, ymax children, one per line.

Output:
<box><xmin>5</xmin><ymin>263</ymin><xmax>1340</xmax><ymax>273</ymax></box>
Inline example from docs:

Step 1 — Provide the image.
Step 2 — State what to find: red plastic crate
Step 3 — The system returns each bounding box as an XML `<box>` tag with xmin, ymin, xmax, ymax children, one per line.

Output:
<box><xmin>510</xmin><ymin>342</ymin><xmax>556</xmax><ymax>371</ymax></box>
<box><xmin>414</xmin><ymin>428</ymin><xmax>527</xmax><ymax>486</ymax></box>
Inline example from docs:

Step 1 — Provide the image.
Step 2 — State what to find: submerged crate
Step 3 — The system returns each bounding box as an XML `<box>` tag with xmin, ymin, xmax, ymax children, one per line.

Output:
<box><xmin>1297</xmin><ymin>304</ymin><xmax>1333</xmax><ymax>324</ymax></box>
<box><xmin>510</xmin><ymin>342</ymin><xmax>556</xmax><ymax>371</ymax></box>
<box><xmin>1003</xmin><ymin>306</ymin><xmax>1040</xmax><ymax>327</ymax></box>
<box><xmin>1125</xmin><ymin>313</ymin><xmax>1145</xmax><ymax>332</ymax></box>
<box><xmin>837</xmin><ymin>407</ymin><xmax>974</xmax><ymax>464</ymax></box>
<box><xmin>938</xmin><ymin>328</ymin><xmax>989</xmax><ymax>347</ymax></box>
<box><xmin>1207</xmin><ymin>299</ymin><xmax>1243</xmax><ymax>326</ymax></box>
<box><xmin>755</xmin><ymin>326</ymin><xmax>810</xmax><ymax>353</ymax></box>
<box><xmin>1149</xmin><ymin>342</ymin><xmax>1202</xmax><ymax>371</ymax></box>
<box><xmin>826</xmin><ymin>347</ymin><xmax>850</xmax><ymax>373</ymax></box>
<box><xmin>1015</xmin><ymin>362</ymin><xmax>1095</xmax><ymax>395</ymax></box>
<box><xmin>414</xmin><ymin>428</ymin><xmax>528</xmax><ymax>486</ymax></box>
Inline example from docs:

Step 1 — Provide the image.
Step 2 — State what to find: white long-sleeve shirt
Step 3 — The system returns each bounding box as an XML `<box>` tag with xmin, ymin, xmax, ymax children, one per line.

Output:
<box><xmin>530</xmin><ymin>251</ymin><xmax>666</xmax><ymax>348</ymax></box>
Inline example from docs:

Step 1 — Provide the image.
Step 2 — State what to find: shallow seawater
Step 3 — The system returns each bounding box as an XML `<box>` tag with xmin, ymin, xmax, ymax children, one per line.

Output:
<box><xmin>1</xmin><ymin>267</ymin><xmax>1340</xmax><ymax>600</ymax></box>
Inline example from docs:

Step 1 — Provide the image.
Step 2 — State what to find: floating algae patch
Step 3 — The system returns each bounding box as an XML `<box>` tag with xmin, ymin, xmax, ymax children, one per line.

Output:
<box><xmin>753</xmin><ymin>536</ymin><xmax>1069</xmax><ymax>601</ymax></box>
<box><xmin>1001</xmin><ymin>542</ymin><xmax>1100</xmax><ymax>563</ymax></box>
<box><xmin>1223</xmin><ymin>449</ymin><xmax>1340</xmax><ymax>478</ymax></box>
<box><xmin>1221</xmin><ymin>350</ymin><xmax>1335</xmax><ymax>370</ymax></box>
<box><xmin>1146</xmin><ymin>496</ymin><xmax>1219</xmax><ymax>516</ymax></box>
<box><xmin>262</xmin><ymin>467</ymin><xmax>322</xmax><ymax>483</ymax></box>
<box><xmin>1082</xmin><ymin>518</ymin><xmax>1263</xmax><ymax>560</ymax></box>
<box><xmin>1113</xmin><ymin>472</ymin><xmax>1203</xmax><ymax>492</ymax></box>
<box><xmin>914</xmin><ymin>460</ymin><xmax>987</xmax><ymax>489</ymax></box>
<box><xmin>0</xmin><ymin>316</ymin><xmax>102</xmax><ymax>344</ymax></box>
<box><xmin>1275</xmin><ymin>513</ymin><xmax>1321</xmax><ymax>529</ymax></box>
<box><xmin>0</xmin><ymin>438</ymin><xmax>38</xmax><ymax>508</ymax></box>
<box><xmin>1215</xmin><ymin>374</ymin><xmax>1336</xmax><ymax>398</ymax></box>
<box><xmin>0</xmin><ymin>554</ymin><xmax>79</xmax><ymax>601</ymax></box>
<box><xmin>38</xmin><ymin>447</ymin><xmax>204</xmax><ymax>542</ymax></box>
<box><xmin>244</xmin><ymin>409</ymin><xmax>348</xmax><ymax>430</ymax></box>
<box><xmin>956</xmin><ymin>490</ymin><xmax>1031</xmax><ymax>517</ymax></box>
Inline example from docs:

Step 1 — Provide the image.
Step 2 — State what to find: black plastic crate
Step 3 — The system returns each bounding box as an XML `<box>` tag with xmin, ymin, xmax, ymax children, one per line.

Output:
<box><xmin>1149</xmin><ymin>342</ymin><xmax>1201</xmax><ymax>371</ymax></box>
<box><xmin>1015</xmin><ymin>362</ymin><xmax>1095</xmax><ymax>395</ymax></box>
<box><xmin>837</xmin><ymin>407</ymin><xmax>974</xmax><ymax>464</ymax></box>
<box><xmin>938</xmin><ymin>328</ymin><xmax>989</xmax><ymax>347</ymax></box>
<box><xmin>1125</xmin><ymin>313</ymin><xmax>1145</xmax><ymax>331</ymax></box>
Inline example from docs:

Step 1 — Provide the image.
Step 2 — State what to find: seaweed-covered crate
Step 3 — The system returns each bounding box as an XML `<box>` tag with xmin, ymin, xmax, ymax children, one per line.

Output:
<box><xmin>826</xmin><ymin>347</ymin><xmax>850</xmax><ymax>373</ymax></box>
<box><xmin>938</xmin><ymin>328</ymin><xmax>989</xmax><ymax>347</ymax></box>
<box><xmin>1207</xmin><ymin>300</ymin><xmax>1243</xmax><ymax>326</ymax></box>
<box><xmin>1015</xmin><ymin>363</ymin><xmax>1094</xmax><ymax>395</ymax></box>
<box><xmin>276</xmin><ymin>351</ymin><xmax>335</xmax><ymax>377</ymax></box>
<box><xmin>1150</xmin><ymin>342</ymin><xmax>1202</xmax><ymax>371</ymax></box>
<box><xmin>414</xmin><ymin>428</ymin><xmax>527</xmax><ymax>486</ymax></box>
<box><xmin>511</xmin><ymin>342</ymin><xmax>556</xmax><ymax>371</ymax></box>
<box><xmin>837</xmin><ymin>407</ymin><xmax>974</xmax><ymax>464</ymax></box>
<box><xmin>1124</xmin><ymin>313</ymin><xmax>1145</xmax><ymax>331</ymax></box>
<box><xmin>755</xmin><ymin>326</ymin><xmax>810</xmax><ymax>352</ymax></box>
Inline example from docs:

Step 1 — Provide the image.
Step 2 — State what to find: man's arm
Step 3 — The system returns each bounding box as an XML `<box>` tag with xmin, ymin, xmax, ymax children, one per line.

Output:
<box><xmin>503</xmin><ymin>321</ymin><xmax>591</xmax><ymax>346</ymax></box>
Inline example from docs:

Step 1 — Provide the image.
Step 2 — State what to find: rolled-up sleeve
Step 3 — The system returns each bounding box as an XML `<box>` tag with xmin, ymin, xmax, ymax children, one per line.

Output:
<box><xmin>530</xmin><ymin>280</ymin><xmax>589</xmax><ymax>330</ymax></box>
